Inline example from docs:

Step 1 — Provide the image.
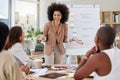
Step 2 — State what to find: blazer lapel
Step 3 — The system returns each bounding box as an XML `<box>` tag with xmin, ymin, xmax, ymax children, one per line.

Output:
<box><xmin>58</xmin><ymin>23</ymin><xmax>62</xmax><ymax>35</ymax></box>
<box><xmin>51</xmin><ymin>21</ymin><xmax>63</xmax><ymax>36</ymax></box>
<box><xmin>51</xmin><ymin>21</ymin><xmax>56</xmax><ymax>34</ymax></box>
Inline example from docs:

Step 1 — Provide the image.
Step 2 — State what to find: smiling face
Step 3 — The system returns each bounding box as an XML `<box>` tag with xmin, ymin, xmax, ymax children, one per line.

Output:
<box><xmin>20</xmin><ymin>31</ymin><xmax>24</xmax><ymax>43</ymax></box>
<box><xmin>53</xmin><ymin>11</ymin><xmax>62</xmax><ymax>22</ymax></box>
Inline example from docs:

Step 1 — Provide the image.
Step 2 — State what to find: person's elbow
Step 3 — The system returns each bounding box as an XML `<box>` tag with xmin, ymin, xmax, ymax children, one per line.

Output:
<box><xmin>74</xmin><ymin>73</ymin><xmax>83</xmax><ymax>80</ymax></box>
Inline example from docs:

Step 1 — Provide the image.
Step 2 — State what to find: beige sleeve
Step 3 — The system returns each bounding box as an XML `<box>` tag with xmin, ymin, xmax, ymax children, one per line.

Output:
<box><xmin>1</xmin><ymin>51</ymin><xmax>25</xmax><ymax>80</ymax></box>
<box><xmin>43</xmin><ymin>23</ymin><xmax>49</xmax><ymax>42</ymax></box>
<box><xmin>63</xmin><ymin>23</ymin><xmax>68</xmax><ymax>43</ymax></box>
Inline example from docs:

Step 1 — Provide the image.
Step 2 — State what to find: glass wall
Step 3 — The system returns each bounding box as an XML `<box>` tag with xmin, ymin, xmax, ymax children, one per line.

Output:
<box><xmin>0</xmin><ymin>0</ymin><xmax>9</xmax><ymax>26</ymax></box>
<box><xmin>15</xmin><ymin>0</ymin><xmax>40</xmax><ymax>34</ymax></box>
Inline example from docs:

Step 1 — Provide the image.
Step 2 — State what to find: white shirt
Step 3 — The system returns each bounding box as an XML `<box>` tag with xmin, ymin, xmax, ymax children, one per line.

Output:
<box><xmin>9</xmin><ymin>43</ymin><xmax>29</xmax><ymax>65</ymax></box>
<box><xmin>94</xmin><ymin>47</ymin><xmax>120</xmax><ymax>80</ymax></box>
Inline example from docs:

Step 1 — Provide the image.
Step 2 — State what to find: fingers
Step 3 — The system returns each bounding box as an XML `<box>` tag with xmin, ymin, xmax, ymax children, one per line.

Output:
<box><xmin>37</xmin><ymin>34</ymin><xmax>44</xmax><ymax>40</ymax></box>
<box><xmin>86</xmin><ymin>46</ymin><xmax>97</xmax><ymax>55</ymax></box>
<box><xmin>69</xmin><ymin>38</ymin><xmax>76</xmax><ymax>42</ymax></box>
<box><xmin>76</xmin><ymin>39</ymin><xmax>84</xmax><ymax>44</ymax></box>
<box><xmin>90</xmin><ymin>46</ymin><xmax>99</xmax><ymax>53</ymax></box>
<box><xmin>69</xmin><ymin>38</ymin><xmax>83</xmax><ymax>44</ymax></box>
<box><xmin>21</xmin><ymin>65</ymin><xmax>30</xmax><ymax>74</ymax></box>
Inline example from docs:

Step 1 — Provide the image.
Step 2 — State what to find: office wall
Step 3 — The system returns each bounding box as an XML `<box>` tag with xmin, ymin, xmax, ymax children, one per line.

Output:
<box><xmin>40</xmin><ymin>0</ymin><xmax>120</xmax><ymax>29</ymax></box>
<box><xmin>55</xmin><ymin>0</ymin><xmax>120</xmax><ymax>11</ymax></box>
<box><xmin>40</xmin><ymin>0</ymin><xmax>55</xmax><ymax>30</ymax></box>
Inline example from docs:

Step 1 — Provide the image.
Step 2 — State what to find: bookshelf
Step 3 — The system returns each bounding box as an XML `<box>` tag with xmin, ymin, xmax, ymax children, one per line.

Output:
<box><xmin>101</xmin><ymin>11</ymin><xmax>120</xmax><ymax>28</ymax></box>
<box><xmin>101</xmin><ymin>10</ymin><xmax>120</xmax><ymax>48</ymax></box>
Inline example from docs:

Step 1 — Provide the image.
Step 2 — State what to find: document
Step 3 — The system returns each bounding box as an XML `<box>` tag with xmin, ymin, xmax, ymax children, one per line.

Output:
<box><xmin>30</xmin><ymin>68</ymin><xmax>48</xmax><ymax>77</ymax></box>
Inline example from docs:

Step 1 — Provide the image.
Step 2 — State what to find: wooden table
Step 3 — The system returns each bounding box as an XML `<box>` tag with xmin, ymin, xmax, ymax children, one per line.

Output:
<box><xmin>29</xmin><ymin>52</ymin><xmax>44</xmax><ymax>60</ymax></box>
<box><xmin>27</xmin><ymin>54</ymin><xmax>93</xmax><ymax>80</ymax></box>
<box><xmin>26</xmin><ymin>65</ymin><xmax>93</xmax><ymax>80</ymax></box>
<box><xmin>26</xmin><ymin>74</ymin><xmax>93</xmax><ymax>80</ymax></box>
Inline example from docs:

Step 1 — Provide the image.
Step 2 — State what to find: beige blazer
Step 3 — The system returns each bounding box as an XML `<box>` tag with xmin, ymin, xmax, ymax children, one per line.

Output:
<box><xmin>0</xmin><ymin>50</ymin><xmax>25</xmax><ymax>80</ymax></box>
<box><xmin>43</xmin><ymin>21</ymin><xmax>68</xmax><ymax>55</ymax></box>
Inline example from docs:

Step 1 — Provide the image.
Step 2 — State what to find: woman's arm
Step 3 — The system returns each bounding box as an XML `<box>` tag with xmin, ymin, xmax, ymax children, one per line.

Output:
<box><xmin>74</xmin><ymin>46</ymin><xmax>99</xmax><ymax>80</ymax></box>
<box><xmin>43</xmin><ymin>23</ymin><xmax>49</xmax><ymax>41</ymax></box>
<box><xmin>74</xmin><ymin>54</ymin><xmax>100</xmax><ymax>80</ymax></box>
<box><xmin>37</xmin><ymin>23</ymin><xmax>48</xmax><ymax>42</ymax></box>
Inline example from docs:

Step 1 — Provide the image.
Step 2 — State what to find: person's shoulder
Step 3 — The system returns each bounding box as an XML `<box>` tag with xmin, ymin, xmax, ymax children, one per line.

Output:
<box><xmin>1</xmin><ymin>50</ymin><xmax>12</xmax><ymax>54</ymax></box>
<box><xmin>62</xmin><ymin>23</ymin><xmax>68</xmax><ymax>29</ymax></box>
<box><xmin>15</xmin><ymin>43</ymin><xmax>22</xmax><ymax>46</ymax></box>
<box><xmin>45</xmin><ymin>21</ymin><xmax>52</xmax><ymax>26</ymax></box>
<box><xmin>90</xmin><ymin>52</ymin><xmax>109</xmax><ymax>62</ymax></box>
<box><xmin>12</xmin><ymin>43</ymin><xmax>22</xmax><ymax>48</ymax></box>
<box><xmin>0</xmin><ymin>50</ymin><xmax>14</xmax><ymax>58</ymax></box>
<box><xmin>62</xmin><ymin>22</ymin><xmax>67</xmax><ymax>26</ymax></box>
<box><xmin>0</xmin><ymin>50</ymin><xmax>19</xmax><ymax>68</ymax></box>
<box><xmin>44</xmin><ymin>21</ymin><xmax>52</xmax><ymax>28</ymax></box>
<box><xmin>92</xmin><ymin>52</ymin><xmax>106</xmax><ymax>58</ymax></box>
<box><xmin>84</xmin><ymin>53</ymin><xmax>107</xmax><ymax>72</ymax></box>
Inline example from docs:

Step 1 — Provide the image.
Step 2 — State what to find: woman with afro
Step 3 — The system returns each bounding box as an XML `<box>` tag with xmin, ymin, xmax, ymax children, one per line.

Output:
<box><xmin>37</xmin><ymin>3</ymin><xmax>69</xmax><ymax>64</ymax></box>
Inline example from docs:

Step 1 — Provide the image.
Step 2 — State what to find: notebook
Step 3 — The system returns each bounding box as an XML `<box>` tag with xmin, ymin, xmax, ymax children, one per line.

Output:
<box><xmin>39</xmin><ymin>73</ymin><xmax>67</xmax><ymax>79</ymax></box>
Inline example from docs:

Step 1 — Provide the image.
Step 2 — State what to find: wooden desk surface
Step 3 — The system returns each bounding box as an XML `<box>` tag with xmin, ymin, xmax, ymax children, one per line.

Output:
<box><xmin>29</xmin><ymin>52</ymin><xmax>44</xmax><ymax>60</ymax></box>
<box><xmin>26</xmin><ymin>68</ymin><xmax>93</xmax><ymax>80</ymax></box>
<box><xmin>27</xmin><ymin>74</ymin><xmax>93</xmax><ymax>80</ymax></box>
<box><xmin>27</xmin><ymin>54</ymin><xmax>93</xmax><ymax>80</ymax></box>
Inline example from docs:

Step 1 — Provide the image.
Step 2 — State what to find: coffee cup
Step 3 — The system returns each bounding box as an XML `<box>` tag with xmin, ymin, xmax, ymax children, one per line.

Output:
<box><xmin>30</xmin><ymin>49</ymin><xmax>35</xmax><ymax>56</ymax></box>
<box><xmin>34</xmin><ymin>59</ymin><xmax>42</xmax><ymax>69</ymax></box>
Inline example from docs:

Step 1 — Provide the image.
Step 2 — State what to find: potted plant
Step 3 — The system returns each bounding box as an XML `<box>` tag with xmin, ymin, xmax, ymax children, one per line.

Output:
<box><xmin>34</xmin><ymin>29</ymin><xmax>43</xmax><ymax>44</ymax></box>
<box><xmin>26</xmin><ymin>27</ymin><xmax>43</xmax><ymax>44</ymax></box>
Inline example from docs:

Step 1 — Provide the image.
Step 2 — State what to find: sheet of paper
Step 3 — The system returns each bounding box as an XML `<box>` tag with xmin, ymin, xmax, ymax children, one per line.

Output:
<box><xmin>68</xmin><ymin>73</ymin><xmax>74</xmax><ymax>77</ymax></box>
<box><xmin>30</xmin><ymin>68</ymin><xmax>48</xmax><ymax>77</ymax></box>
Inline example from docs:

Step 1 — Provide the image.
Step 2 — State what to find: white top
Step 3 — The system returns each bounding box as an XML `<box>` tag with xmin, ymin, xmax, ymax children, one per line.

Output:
<box><xmin>94</xmin><ymin>47</ymin><xmax>120</xmax><ymax>80</ymax></box>
<box><xmin>9</xmin><ymin>43</ymin><xmax>29</xmax><ymax>65</ymax></box>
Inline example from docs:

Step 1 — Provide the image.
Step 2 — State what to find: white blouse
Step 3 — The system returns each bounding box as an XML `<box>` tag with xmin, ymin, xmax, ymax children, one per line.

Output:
<box><xmin>9</xmin><ymin>43</ymin><xmax>29</xmax><ymax>65</ymax></box>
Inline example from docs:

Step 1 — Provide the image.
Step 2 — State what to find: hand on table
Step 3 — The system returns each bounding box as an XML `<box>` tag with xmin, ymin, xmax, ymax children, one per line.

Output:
<box><xmin>21</xmin><ymin>65</ymin><xmax>30</xmax><ymax>75</ymax></box>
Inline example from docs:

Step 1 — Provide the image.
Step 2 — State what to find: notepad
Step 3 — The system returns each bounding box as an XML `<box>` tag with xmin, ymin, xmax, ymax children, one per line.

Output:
<box><xmin>39</xmin><ymin>73</ymin><xmax>67</xmax><ymax>79</ymax></box>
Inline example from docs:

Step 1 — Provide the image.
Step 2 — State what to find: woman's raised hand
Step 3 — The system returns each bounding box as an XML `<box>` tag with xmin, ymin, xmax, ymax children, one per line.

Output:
<box><xmin>37</xmin><ymin>34</ymin><xmax>46</xmax><ymax>41</ymax></box>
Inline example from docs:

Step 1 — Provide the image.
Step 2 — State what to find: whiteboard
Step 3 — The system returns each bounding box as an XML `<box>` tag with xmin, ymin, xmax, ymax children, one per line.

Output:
<box><xmin>65</xmin><ymin>5</ymin><xmax>100</xmax><ymax>55</ymax></box>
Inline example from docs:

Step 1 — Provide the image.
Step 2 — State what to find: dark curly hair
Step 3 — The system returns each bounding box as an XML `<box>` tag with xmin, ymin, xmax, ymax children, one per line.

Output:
<box><xmin>47</xmin><ymin>3</ymin><xmax>69</xmax><ymax>23</ymax></box>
